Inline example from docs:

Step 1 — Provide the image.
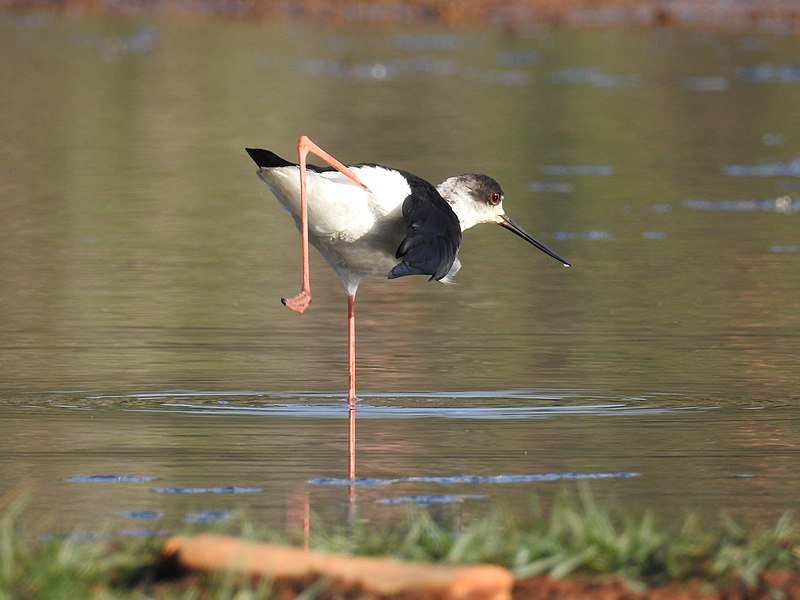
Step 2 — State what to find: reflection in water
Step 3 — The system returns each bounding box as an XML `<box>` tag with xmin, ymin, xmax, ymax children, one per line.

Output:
<box><xmin>1</xmin><ymin>15</ymin><xmax>800</xmax><ymax>536</ymax></box>
<box><xmin>286</xmin><ymin>487</ymin><xmax>311</xmax><ymax>550</ymax></box>
<box><xmin>348</xmin><ymin>404</ymin><xmax>356</xmax><ymax>479</ymax></box>
<box><xmin>3</xmin><ymin>392</ymin><xmax>799</xmax><ymax>537</ymax></box>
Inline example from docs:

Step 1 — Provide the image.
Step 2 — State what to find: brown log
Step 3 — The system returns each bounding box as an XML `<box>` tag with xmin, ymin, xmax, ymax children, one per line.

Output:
<box><xmin>162</xmin><ymin>534</ymin><xmax>514</xmax><ymax>600</ymax></box>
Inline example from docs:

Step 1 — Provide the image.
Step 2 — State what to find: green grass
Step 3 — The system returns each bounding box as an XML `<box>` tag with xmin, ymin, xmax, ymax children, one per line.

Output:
<box><xmin>1</xmin><ymin>486</ymin><xmax>798</xmax><ymax>599</ymax></box>
<box><xmin>320</xmin><ymin>485</ymin><xmax>799</xmax><ymax>587</ymax></box>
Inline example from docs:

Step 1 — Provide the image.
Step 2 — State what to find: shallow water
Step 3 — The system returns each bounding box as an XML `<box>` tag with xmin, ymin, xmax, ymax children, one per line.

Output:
<box><xmin>1</xmin><ymin>14</ymin><xmax>799</xmax><ymax>537</ymax></box>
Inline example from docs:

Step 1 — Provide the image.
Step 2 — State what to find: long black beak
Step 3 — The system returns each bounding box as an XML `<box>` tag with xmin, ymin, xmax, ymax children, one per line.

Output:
<box><xmin>498</xmin><ymin>215</ymin><xmax>571</xmax><ymax>267</ymax></box>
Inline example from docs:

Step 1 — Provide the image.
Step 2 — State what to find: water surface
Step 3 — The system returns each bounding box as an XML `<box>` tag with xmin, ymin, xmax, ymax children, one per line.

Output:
<box><xmin>1</xmin><ymin>15</ymin><xmax>799</xmax><ymax>536</ymax></box>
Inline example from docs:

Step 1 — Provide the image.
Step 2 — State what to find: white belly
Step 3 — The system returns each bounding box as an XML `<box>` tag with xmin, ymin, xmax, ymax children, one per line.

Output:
<box><xmin>258</xmin><ymin>164</ymin><xmax>411</xmax><ymax>279</ymax></box>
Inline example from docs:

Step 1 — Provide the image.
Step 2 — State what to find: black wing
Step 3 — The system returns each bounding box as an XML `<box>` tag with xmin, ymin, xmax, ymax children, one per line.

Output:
<box><xmin>388</xmin><ymin>173</ymin><xmax>462</xmax><ymax>282</ymax></box>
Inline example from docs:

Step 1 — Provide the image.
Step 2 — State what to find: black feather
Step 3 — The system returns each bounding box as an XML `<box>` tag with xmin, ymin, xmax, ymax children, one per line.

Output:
<box><xmin>245</xmin><ymin>148</ymin><xmax>295</xmax><ymax>168</ymax></box>
<box><xmin>388</xmin><ymin>173</ymin><xmax>462</xmax><ymax>282</ymax></box>
<box><xmin>246</xmin><ymin>147</ymin><xmax>351</xmax><ymax>174</ymax></box>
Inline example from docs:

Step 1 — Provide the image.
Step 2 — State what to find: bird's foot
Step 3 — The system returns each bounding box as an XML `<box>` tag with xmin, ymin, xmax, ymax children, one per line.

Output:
<box><xmin>281</xmin><ymin>290</ymin><xmax>311</xmax><ymax>314</ymax></box>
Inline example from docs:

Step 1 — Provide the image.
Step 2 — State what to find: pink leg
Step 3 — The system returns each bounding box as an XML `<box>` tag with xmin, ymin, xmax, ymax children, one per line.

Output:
<box><xmin>347</xmin><ymin>293</ymin><xmax>357</xmax><ymax>479</ymax></box>
<box><xmin>281</xmin><ymin>135</ymin><xmax>369</xmax><ymax>314</ymax></box>
<box><xmin>347</xmin><ymin>292</ymin><xmax>357</xmax><ymax>404</ymax></box>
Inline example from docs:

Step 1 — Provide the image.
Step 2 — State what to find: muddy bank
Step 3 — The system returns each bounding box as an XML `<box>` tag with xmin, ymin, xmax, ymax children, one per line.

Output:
<box><xmin>2</xmin><ymin>0</ymin><xmax>800</xmax><ymax>31</ymax></box>
<box><xmin>514</xmin><ymin>571</ymin><xmax>800</xmax><ymax>600</ymax></box>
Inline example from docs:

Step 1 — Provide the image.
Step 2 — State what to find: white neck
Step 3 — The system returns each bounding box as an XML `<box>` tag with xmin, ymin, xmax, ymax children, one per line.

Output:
<box><xmin>436</xmin><ymin>176</ymin><xmax>501</xmax><ymax>232</ymax></box>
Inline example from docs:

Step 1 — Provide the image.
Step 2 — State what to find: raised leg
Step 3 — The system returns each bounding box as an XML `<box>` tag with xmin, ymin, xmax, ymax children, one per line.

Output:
<box><xmin>281</xmin><ymin>135</ymin><xmax>369</xmax><ymax>314</ymax></box>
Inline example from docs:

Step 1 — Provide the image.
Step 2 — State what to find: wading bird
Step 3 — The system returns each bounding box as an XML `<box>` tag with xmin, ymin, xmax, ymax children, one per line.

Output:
<box><xmin>246</xmin><ymin>135</ymin><xmax>570</xmax><ymax>405</ymax></box>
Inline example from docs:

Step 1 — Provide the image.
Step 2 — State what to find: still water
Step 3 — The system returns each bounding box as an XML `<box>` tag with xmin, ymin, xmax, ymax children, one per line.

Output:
<box><xmin>1</xmin><ymin>14</ymin><xmax>799</xmax><ymax>537</ymax></box>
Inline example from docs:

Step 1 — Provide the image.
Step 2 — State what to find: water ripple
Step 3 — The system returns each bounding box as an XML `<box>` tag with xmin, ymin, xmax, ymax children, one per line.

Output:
<box><xmin>528</xmin><ymin>182</ymin><xmax>574</xmax><ymax>193</ymax></box>
<box><xmin>153</xmin><ymin>486</ymin><xmax>262</xmax><ymax>494</ymax></box>
<box><xmin>151</xmin><ymin>401</ymin><xmax>696</xmax><ymax>419</ymax></box>
<box><xmin>40</xmin><ymin>528</ymin><xmax>167</xmax><ymax>542</ymax></box>
<box><xmin>68</xmin><ymin>24</ymin><xmax>158</xmax><ymax>58</ymax></box>
<box><xmin>549</xmin><ymin>68</ymin><xmax>640</xmax><ymax>88</ymax></box>
<box><xmin>309</xmin><ymin>471</ymin><xmax>640</xmax><ymax>486</ymax></box>
<box><xmin>294</xmin><ymin>56</ymin><xmax>456</xmax><ymax>81</ymax></box>
<box><xmin>722</xmin><ymin>158</ymin><xmax>800</xmax><ymax>177</ymax></box>
<box><xmin>65</xmin><ymin>475</ymin><xmax>157</xmax><ymax>483</ymax></box>
<box><xmin>552</xmin><ymin>230</ymin><xmax>616</xmax><ymax>241</ymax></box>
<box><xmin>683</xmin><ymin>76</ymin><xmax>729</xmax><ymax>91</ymax></box>
<box><xmin>737</xmin><ymin>64</ymin><xmax>800</xmax><ymax>83</ymax></box>
<box><xmin>683</xmin><ymin>197</ymin><xmax>799</xmax><ymax>213</ymax></box>
<box><xmin>392</xmin><ymin>33</ymin><xmax>471</xmax><ymax>52</ymax></box>
<box><xmin>377</xmin><ymin>494</ymin><xmax>487</xmax><ymax>505</ymax></box>
<box><xmin>115</xmin><ymin>511</ymin><xmax>163</xmax><ymax>520</ymax></box>
<box><xmin>542</xmin><ymin>164</ymin><xmax>614</xmax><ymax>176</ymax></box>
<box><xmin>43</xmin><ymin>389</ymin><xmax>715</xmax><ymax>420</ymax></box>
<box><xmin>182</xmin><ymin>510</ymin><xmax>231</xmax><ymax>524</ymax></box>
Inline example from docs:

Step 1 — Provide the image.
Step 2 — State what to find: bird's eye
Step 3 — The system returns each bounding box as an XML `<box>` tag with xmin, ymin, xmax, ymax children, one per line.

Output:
<box><xmin>489</xmin><ymin>192</ymin><xmax>502</xmax><ymax>205</ymax></box>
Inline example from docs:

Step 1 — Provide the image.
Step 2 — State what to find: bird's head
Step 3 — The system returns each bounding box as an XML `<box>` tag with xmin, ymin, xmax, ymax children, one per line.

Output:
<box><xmin>437</xmin><ymin>174</ymin><xmax>571</xmax><ymax>268</ymax></box>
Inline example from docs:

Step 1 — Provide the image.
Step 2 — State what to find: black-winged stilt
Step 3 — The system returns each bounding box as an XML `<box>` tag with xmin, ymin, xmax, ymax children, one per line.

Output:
<box><xmin>246</xmin><ymin>135</ymin><xmax>570</xmax><ymax>405</ymax></box>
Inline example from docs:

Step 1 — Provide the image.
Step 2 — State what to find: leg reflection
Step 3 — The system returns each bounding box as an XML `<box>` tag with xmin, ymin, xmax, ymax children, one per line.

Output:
<box><xmin>347</xmin><ymin>403</ymin><xmax>357</xmax><ymax>516</ymax></box>
<box><xmin>286</xmin><ymin>487</ymin><xmax>310</xmax><ymax>551</ymax></box>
